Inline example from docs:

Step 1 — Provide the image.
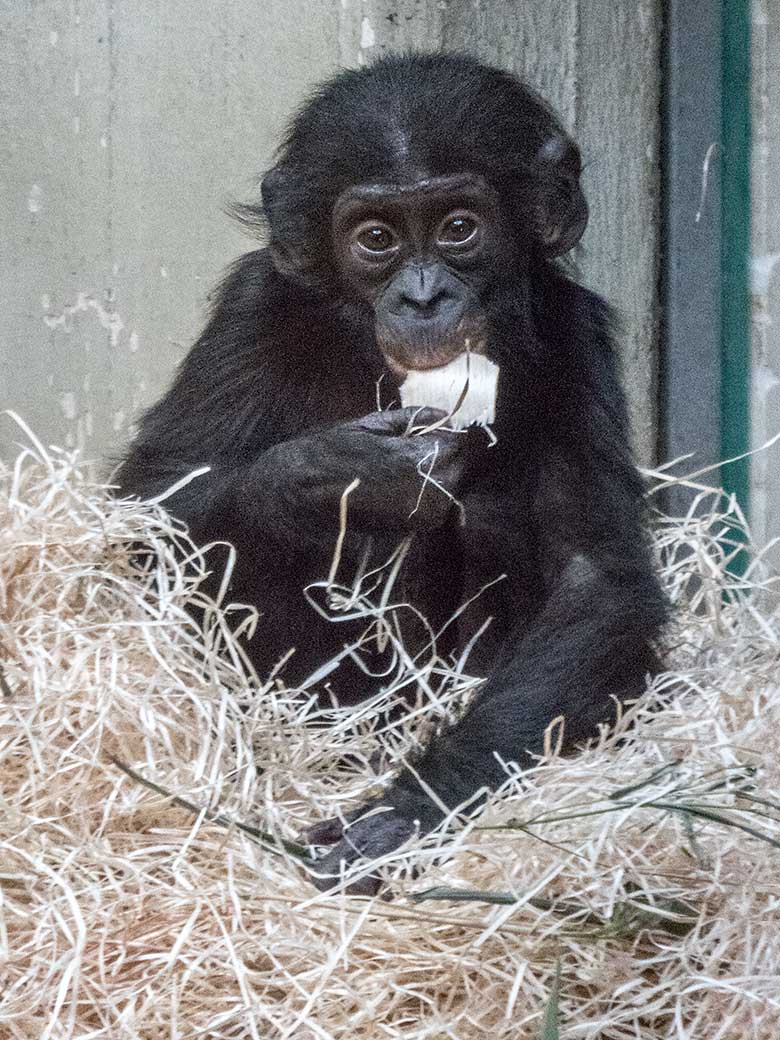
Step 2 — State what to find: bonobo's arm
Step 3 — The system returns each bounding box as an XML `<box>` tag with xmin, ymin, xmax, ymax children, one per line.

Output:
<box><xmin>116</xmin><ymin>251</ymin><xmax>465</xmax><ymax>563</ymax></box>
<box><xmin>307</xmin><ymin>377</ymin><xmax>667</xmax><ymax>894</ymax></box>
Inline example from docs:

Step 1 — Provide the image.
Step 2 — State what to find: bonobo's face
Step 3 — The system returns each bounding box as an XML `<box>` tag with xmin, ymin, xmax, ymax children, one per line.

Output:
<box><xmin>332</xmin><ymin>173</ymin><xmax>506</xmax><ymax>374</ymax></box>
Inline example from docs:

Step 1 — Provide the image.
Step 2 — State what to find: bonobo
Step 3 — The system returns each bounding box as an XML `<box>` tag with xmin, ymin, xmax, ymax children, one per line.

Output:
<box><xmin>117</xmin><ymin>53</ymin><xmax>666</xmax><ymax>893</ymax></box>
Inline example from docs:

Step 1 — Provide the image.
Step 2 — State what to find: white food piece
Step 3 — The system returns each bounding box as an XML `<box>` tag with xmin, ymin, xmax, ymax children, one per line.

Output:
<box><xmin>399</xmin><ymin>352</ymin><xmax>500</xmax><ymax>429</ymax></box>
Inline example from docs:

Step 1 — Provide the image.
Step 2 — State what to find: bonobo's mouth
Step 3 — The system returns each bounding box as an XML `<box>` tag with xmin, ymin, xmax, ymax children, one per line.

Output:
<box><xmin>376</xmin><ymin>315</ymin><xmax>488</xmax><ymax>376</ymax></box>
<box><xmin>381</xmin><ymin>340</ymin><xmax>483</xmax><ymax>379</ymax></box>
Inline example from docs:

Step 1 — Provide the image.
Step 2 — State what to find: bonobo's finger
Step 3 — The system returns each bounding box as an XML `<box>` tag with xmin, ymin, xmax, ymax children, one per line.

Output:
<box><xmin>303</xmin><ymin>816</ymin><xmax>347</xmax><ymax>845</ymax></box>
<box><xmin>354</xmin><ymin>407</ymin><xmax>448</xmax><ymax>435</ymax></box>
<box><xmin>411</xmin><ymin>431</ymin><xmax>470</xmax><ymax>490</ymax></box>
<box><xmin>306</xmin><ymin>808</ymin><xmax>418</xmax><ymax>894</ymax></box>
<box><xmin>341</xmin><ymin>872</ymin><xmax>383</xmax><ymax>897</ymax></box>
<box><xmin>309</xmin><ymin>849</ymin><xmax>383</xmax><ymax>895</ymax></box>
<box><xmin>411</xmin><ymin>429</ymin><xmax>467</xmax><ymax>465</ymax></box>
<box><xmin>302</xmin><ymin>803</ymin><xmax>370</xmax><ymax>846</ymax></box>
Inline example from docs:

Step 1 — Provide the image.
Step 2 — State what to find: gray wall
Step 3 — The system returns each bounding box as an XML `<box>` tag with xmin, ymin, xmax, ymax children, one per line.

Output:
<box><xmin>752</xmin><ymin>0</ymin><xmax>780</xmax><ymax>561</ymax></box>
<box><xmin>0</xmin><ymin>0</ymin><xmax>661</xmax><ymax>470</ymax></box>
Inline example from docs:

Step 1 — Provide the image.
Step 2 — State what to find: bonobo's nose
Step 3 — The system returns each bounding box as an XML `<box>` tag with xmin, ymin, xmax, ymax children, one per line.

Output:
<box><xmin>395</xmin><ymin>265</ymin><xmax>453</xmax><ymax>317</ymax></box>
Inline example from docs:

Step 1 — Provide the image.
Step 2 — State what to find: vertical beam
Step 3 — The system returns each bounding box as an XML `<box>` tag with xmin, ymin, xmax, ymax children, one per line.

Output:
<box><xmin>750</xmin><ymin>0</ymin><xmax>780</xmax><ymax>568</ymax></box>
<box><xmin>720</xmin><ymin>0</ymin><xmax>752</xmax><ymax>525</ymax></box>
<box><xmin>659</xmin><ymin>0</ymin><xmax>722</xmax><ymax>512</ymax></box>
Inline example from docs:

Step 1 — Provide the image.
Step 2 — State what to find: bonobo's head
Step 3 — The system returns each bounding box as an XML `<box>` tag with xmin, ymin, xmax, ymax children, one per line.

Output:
<box><xmin>255</xmin><ymin>53</ymin><xmax>588</xmax><ymax>376</ymax></box>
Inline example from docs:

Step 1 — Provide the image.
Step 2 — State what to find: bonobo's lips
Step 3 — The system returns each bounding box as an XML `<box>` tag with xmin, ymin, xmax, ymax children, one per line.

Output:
<box><xmin>377</xmin><ymin>316</ymin><xmax>488</xmax><ymax>375</ymax></box>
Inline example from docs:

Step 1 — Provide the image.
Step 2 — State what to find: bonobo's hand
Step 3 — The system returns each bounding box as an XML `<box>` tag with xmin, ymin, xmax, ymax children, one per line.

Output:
<box><xmin>247</xmin><ymin>407</ymin><xmax>468</xmax><ymax>535</ymax></box>
<box><xmin>304</xmin><ymin>790</ymin><xmax>442</xmax><ymax>896</ymax></box>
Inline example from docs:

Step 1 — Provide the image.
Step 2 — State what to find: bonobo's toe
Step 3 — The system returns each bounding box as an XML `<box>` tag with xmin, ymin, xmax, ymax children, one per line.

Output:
<box><xmin>302</xmin><ymin>816</ymin><xmax>347</xmax><ymax>846</ymax></box>
<box><xmin>302</xmin><ymin>802</ymin><xmax>420</xmax><ymax>894</ymax></box>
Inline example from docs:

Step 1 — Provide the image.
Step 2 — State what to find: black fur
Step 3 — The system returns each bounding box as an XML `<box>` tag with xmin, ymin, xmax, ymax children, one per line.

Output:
<box><xmin>117</xmin><ymin>53</ymin><xmax>666</xmax><ymax>892</ymax></box>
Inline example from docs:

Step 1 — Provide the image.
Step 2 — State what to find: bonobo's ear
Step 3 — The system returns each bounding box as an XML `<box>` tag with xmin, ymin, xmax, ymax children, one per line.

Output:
<box><xmin>260</xmin><ymin>163</ymin><xmax>286</xmax><ymax>215</ymax></box>
<box><xmin>260</xmin><ymin>163</ymin><xmax>315</xmax><ymax>279</ymax></box>
<box><xmin>534</xmin><ymin>135</ymin><xmax>589</xmax><ymax>258</ymax></box>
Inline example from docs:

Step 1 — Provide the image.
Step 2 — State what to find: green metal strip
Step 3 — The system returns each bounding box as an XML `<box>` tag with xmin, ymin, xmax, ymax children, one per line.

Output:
<box><xmin>720</xmin><ymin>0</ymin><xmax>752</xmax><ymax>543</ymax></box>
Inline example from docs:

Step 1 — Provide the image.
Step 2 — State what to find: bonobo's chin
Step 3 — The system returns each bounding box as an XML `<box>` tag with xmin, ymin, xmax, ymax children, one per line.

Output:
<box><xmin>376</xmin><ymin>317</ymin><xmax>488</xmax><ymax>377</ymax></box>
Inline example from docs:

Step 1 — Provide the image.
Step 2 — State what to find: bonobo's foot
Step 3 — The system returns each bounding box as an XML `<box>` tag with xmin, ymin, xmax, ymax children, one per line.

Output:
<box><xmin>303</xmin><ymin>793</ymin><xmax>440</xmax><ymax>896</ymax></box>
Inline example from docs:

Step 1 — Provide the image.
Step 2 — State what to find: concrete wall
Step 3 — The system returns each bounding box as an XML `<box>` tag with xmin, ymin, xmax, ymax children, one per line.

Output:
<box><xmin>751</xmin><ymin>0</ymin><xmax>780</xmax><ymax>559</ymax></box>
<box><xmin>0</xmin><ymin>0</ymin><xmax>661</xmax><ymax>470</ymax></box>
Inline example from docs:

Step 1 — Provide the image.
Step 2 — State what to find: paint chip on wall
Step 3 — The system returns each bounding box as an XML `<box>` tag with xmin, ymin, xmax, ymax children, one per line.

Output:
<box><xmin>28</xmin><ymin>185</ymin><xmax>44</xmax><ymax>214</ymax></box>
<box><xmin>360</xmin><ymin>17</ymin><xmax>375</xmax><ymax>49</ymax></box>
<box><xmin>60</xmin><ymin>392</ymin><xmax>77</xmax><ymax>421</ymax></box>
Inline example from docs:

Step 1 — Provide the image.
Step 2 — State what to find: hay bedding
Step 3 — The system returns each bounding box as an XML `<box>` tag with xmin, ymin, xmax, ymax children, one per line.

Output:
<box><xmin>1</xmin><ymin>422</ymin><xmax>780</xmax><ymax>1040</ymax></box>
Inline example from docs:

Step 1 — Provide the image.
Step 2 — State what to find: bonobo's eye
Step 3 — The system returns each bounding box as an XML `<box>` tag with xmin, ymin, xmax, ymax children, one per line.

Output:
<box><xmin>437</xmin><ymin>211</ymin><xmax>481</xmax><ymax>249</ymax></box>
<box><xmin>352</xmin><ymin>221</ymin><xmax>399</xmax><ymax>258</ymax></box>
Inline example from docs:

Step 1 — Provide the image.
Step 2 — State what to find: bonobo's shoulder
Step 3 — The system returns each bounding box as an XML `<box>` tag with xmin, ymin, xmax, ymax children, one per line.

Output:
<box><xmin>209</xmin><ymin>248</ymin><xmax>323</xmax><ymax>325</ymax></box>
<box><xmin>209</xmin><ymin>249</ymin><xmax>277</xmax><ymax>314</ymax></box>
<box><xmin>534</xmin><ymin>266</ymin><xmax>617</xmax><ymax>359</ymax></box>
<box><xmin>540</xmin><ymin>267</ymin><xmax>615</xmax><ymax>331</ymax></box>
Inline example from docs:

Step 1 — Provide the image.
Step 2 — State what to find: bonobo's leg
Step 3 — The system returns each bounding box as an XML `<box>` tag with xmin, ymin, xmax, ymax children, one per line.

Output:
<box><xmin>307</xmin><ymin>488</ymin><xmax>667</xmax><ymax>892</ymax></box>
<box><xmin>401</xmin><ymin>552</ymin><xmax>665</xmax><ymax>801</ymax></box>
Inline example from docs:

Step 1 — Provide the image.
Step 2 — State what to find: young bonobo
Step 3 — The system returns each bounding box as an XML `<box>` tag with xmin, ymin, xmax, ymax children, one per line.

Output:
<box><xmin>117</xmin><ymin>53</ymin><xmax>666</xmax><ymax>894</ymax></box>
